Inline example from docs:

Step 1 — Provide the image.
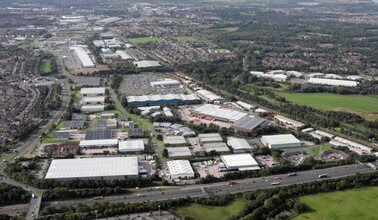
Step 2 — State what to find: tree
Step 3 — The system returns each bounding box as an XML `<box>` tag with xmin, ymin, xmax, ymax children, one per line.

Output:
<box><xmin>156</xmin><ymin>134</ymin><xmax>163</xmax><ymax>141</ymax></box>
<box><xmin>162</xmin><ymin>149</ymin><xmax>168</xmax><ymax>158</ymax></box>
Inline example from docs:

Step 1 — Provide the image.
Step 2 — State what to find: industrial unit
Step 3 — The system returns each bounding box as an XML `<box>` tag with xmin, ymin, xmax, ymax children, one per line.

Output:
<box><xmin>127</xmin><ymin>93</ymin><xmax>200</xmax><ymax>107</ymax></box>
<box><xmin>71</xmin><ymin>47</ymin><xmax>95</xmax><ymax>68</ymax></box>
<box><xmin>250</xmin><ymin>71</ymin><xmax>287</xmax><ymax>82</ymax></box>
<box><xmin>81</xmin><ymin>96</ymin><xmax>105</xmax><ymax>105</ymax></box>
<box><xmin>79</xmin><ymin>139</ymin><xmax>119</xmax><ymax>149</ymax></box>
<box><xmin>198</xmin><ymin>133</ymin><xmax>223</xmax><ymax>144</ymax></box>
<box><xmin>81</xmin><ymin>105</ymin><xmax>105</xmax><ymax>112</ymax></box>
<box><xmin>308</xmin><ymin>78</ymin><xmax>358</xmax><ymax>87</ymax></box>
<box><xmin>195</xmin><ymin>89</ymin><xmax>223</xmax><ymax>103</ymax></box>
<box><xmin>150</xmin><ymin>79</ymin><xmax>180</xmax><ymax>88</ymax></box>
<box><xmin>118</xmin><ymin>140</ymin><xmax>145</xmax><ymax>153</ymax></box>
<box><xmin>227</xmin><ymin>137</ymin><xmax>254</xmax><ymax>153</ymax></box>
<box><xmin>164</xmin><ymin>136</ymin><xmax>188</xmax><ymax>147</ymax></box>
<box><xmin>167</xmin><ymin>160</ymin><xmax>195</xmax><ymax>180</ymax></box>
<box><xmin>331</xmin><ymin>137</ymin><xmax>373</xmax><ymax>155</ymax></box>
<box><xmin>61</xmin><ymin>120</ymin><xmax>85</xmax><ymax>130</ymax></box>
<box><xmin>45</xmin><ymin>157</ymin><xmax>139</xmax><ymax>180</ymax></box>
<box><xmin>203</xmin><ymin>142</ymin><xmax>230</xmax><ymax>153</ymax></box>
<box><xmin>81</xmin><ymin>87</ymin><xmax>106</xmax><ymax>97</ymax></box>
<box><xmin>167</xmin><ymin>147</ymin><xmax>192</xmax><ymax>158</ymax></box>
<box><xmin>221</xmin><ymin>154</ymin><xmax>260</xmax><ymax>171</ymax></box>
<box><xmin>76</xmin><ymin>77</ymin><xmax>101</xmax><ymax>88</ymax></box>
<box><xmin>231</xmin><ymin>116</ymin><xmax>268</xmax><ymax>132</ymax></box>
<box><xmin>193</xmin><ymin>104</ymin><xmax>248</xmax><ymax>122</ymax></box>
<box><xmin>236</xmin><ymin>101</ymin><xmax>256</xmax><ymax>111</ymax></box>
<box><xmin>274</xmin><ymin>115</ymin><xmax>305</xmax><ymax>130</ymax></box>
<box><xmin>260</xmin><ymin>134</ymin><xmax>302</xmax><ymax>149</ymax></box>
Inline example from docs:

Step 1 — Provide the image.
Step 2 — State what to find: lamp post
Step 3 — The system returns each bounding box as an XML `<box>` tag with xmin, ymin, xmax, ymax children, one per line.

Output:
<box><xmin>95</xmin><ymin>210</ymin><xmax>98</xmax><ymax>220</ymax></box>
<box><xmin>158</xmin><ymin>205</ymin><xmax>161</xmax><ymax>220</ymax></box>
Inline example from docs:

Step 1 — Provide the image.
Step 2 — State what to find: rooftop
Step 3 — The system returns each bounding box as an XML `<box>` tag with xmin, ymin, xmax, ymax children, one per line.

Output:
<box><xmin>221</xmin><ymin>154</ymin><xmax>259</xmax><ymax>170</ymax></box>
<box><xmin>167</xmin><ymin>160</ymin><xmax>194</xmax><ymax>176</ymax></box>
<box><xmin>261</xmin><ymin>134</ymin><xmax>301</xmax><ymax>145</ymax></box>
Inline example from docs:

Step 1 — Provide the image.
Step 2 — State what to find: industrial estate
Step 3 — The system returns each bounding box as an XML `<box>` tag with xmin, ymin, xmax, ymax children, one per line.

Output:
<box><xmin>0</xmin><ymin>0</ymin><xmax>377</xmax><ymax>220</ymax></box>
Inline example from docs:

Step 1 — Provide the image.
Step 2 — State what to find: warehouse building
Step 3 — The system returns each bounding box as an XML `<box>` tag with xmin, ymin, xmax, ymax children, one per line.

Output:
<box><xmin>134</xmin><ymin>60</ymin><xmax>161</xmax><ymax>68</ymax></box>
<box><xmin>81</xmin><ymin>96</ymin><xmax>105</xmax><ymax>105</ymax></box>
<box><xmin>79</xmin><ymin>139</ymin><xmax>118</xmax><ymax>149</ymax></box>
<box><xmin>52</xmin><ymin>132</ymin><xmax>70</xmax><ymax>141</ymax></box>
<box><xmin>128</xmin><ymin>129</ymin><xmax>145</xmax><ymax>138</ymax></box>
<box><xmin>81</xmin><ymin>87</ymin><xmax>106</xmax><ymax>97</ymax></box>
<box><xmin>198</xmin><ymin>133</ymin><xmax>223</xmax><ymax>144</ymax></box>
<box><xmin>85</xmin><ymin>129</ymin><xmax>113</xmax><ymax>140</ymax></box>
<box><xmin>250</xmin><ymin>71</ymin><xmax>287</xmax><ymax>82</ymax></box>
<box><xmin>164</xmin><ymin>136</ymin><xmax>187</xmax><ymax>147</ymax></box>
<box><xmin>332</xmin><ymin>137</ymin><xmax>373</xmax><ymax>155</ymax></box>
<box><xmin>236</xmin><ymin>101</ymin><xmax>256</xmax><ymax>111</ymax></box>
<box><xmin>231</xmin><ymin>116</ymin><xmax>268</xmax><ymax>132</ymax></box>
<box><xmin>71</xmin><ymin>47</ymin><xmax>95</xmax><ymax>68</ymax></box>
<box><xmin>315</xmin><ymin>130</ymin><xmax>335</xmax><ymax>139</ymax></box>
<box><xmin>81</xmin><ymin>105</ymin><xmax>104</xmax><ymax>112</ymax></box>
<box><xmin>96</xmin><ymin>119</ymin><xmax>117</xmax><ymax>130</ymax></box>
<box><xmin>274</xmin><ymin>115</ymin><xmax>305</xmax><ymax>130</ymax></box>
<box><xmin>118</xmin><ymin>140</ymin><xmax>145</xmax><ymax>153</ymax></box>
<box><xmin>167</xmin><ymin>160</ymin><xmax>195</xmax><ymax>180</ymax></box>
<box><xmin>261</xmin><ymin>134</ymin><xmax>302</xmax><ymax>149</ymax></box>
<box><xmin>167</xmin><ymin>147</ymin><xmax>192</xmax><ymax>159</ymax></box>
<box><xmin>116</xmin><ymin>50</ymin><xmax>134</xmax><ymax>60</ymax></box>
<box><xmin>193</xmin><ymin>104</ymin><xmax>248</xmax><ymax>122</ymax></box>
<box><xmin>45</xmin><ymin>157</ymin><xmax>139</xmax><ymax>180</ymax></box>
<box><xmin>227</xmin><ymin>137</ymin><xmax>254</xmax><ymax>153</ymax></box>
<box><xmin>308</xmin><ymin>78</ymin><xmax>358</xmax><ymax>87</ymax></box>
<box><xmin>221</xmin><ymin>154</ymin><xmax>260</xmax><ymax>171</ymax></box>
<box><xmin>195</xmin><ymin>89</ymin><xmax>223</xmax><ymax>103</ymax></box>
<box><xmin>203</xmin><ymin>142</ymin><xmax>230</xmax><ymax>153</ymax></box>
<box><xmin>62</xmin><ymin>120</ymin><xmax>85</xmax><ymax>130</ymax></box>
<box><xmin>76</xmin><ymin>77</ymin><xmax>101</xmax><ymax>88</ymax></box>
<box><xmin>150</xmin><ymin>79</ymin><xmax>180</xmax><ymax>88</ymax></box>
<box><xmin>127</xmin><ymin>93</ymin><xmax>200</xmax><ymax>107</ymax></box>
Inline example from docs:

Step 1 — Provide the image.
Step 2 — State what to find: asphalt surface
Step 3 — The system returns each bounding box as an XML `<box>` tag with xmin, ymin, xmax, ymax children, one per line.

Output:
<box><xmin>43</xmin><ymin>163</ymin><xmax>377</xmax><ymax>208</ymax></box>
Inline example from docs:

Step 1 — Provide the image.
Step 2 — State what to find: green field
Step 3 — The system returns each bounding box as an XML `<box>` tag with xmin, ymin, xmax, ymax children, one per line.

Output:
<box><xmin>309</xmin><ymin>145</ymin><xmax>332</xmax><ymax>157</ymax></box>
<box><xmin>128</xmin><ymin>37</ymin><xmax>163</xmax><ymax>45</ymax></box>
<box><xmin>294</xmin><ymin>187</ymin><xmax>378</xmax><ymax>220</ymax></box>
<box><xmin>279</xmin><ymin>93</ymin><xmax>378</xmax><ymax>120</ymax></box>
<box><xmin>173</xmin><ymin>198</ymin><xmax>246</xmax><ymax>220</ymax></box>
<box><xmin>39</xmin><ymin>59</ymin><xmax>53</xmax><ymax>75</ymax></box>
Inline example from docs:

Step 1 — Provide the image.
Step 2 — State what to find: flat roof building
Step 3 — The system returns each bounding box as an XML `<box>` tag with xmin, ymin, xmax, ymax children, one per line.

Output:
<box><xmin>164</xmin><ymin>136</ymin><xmax>187</xmax><ymax>147</ymax></box>
<box><xmin>231</xmin><ymin>116</ymin><xmax>268</xmax><ymax>132</ymax></box>
<box><xmin>227</xmin><ymin>137</ymin><xmax>254</xmax><ymax>153</ymax></box>
<box><xmin>52</xmin><ymin>132</ymin><xmax>70</xmax><ymax>141</ymax></box>
<box><xmin>82</xmin><ymin>96</ymin><xmax>105</xmax><ymax>105</ymax></box>
<box><xmin>45</xmin><ymin>157</ymin><xmax>139</xmax><ymax>180</ymax></box>
<box><xmin>85</xmin><ymin>129</ymin><xmax>112</xmax><ymax>140</ymax></box>
<box><xmin>71</xmin><ymin>47</ymin><xmax>95</xmax><ymax>68</ymax></box>
<box><xmin>118</xmin><ymin>140</ymin><xmax>145</xmax><ymax>153</ymax></box>
<box><xmin>203</xmin><ymin>142</ymin><xmax>230</xmax><ymax>153</ymax></box>
<box><xmin>236</xmin><ymin>101</ymin><xmax>256</xmax><ymax>111</ymax></box>
<box><xmin>76</xmin><ymin>77</ymin><xmax>101</xmax><ymax>87</ymax></box>
<box><xmin>127</xmin><ymin>93</ymin><xmax>200</xmax><ymax>107</ymax></box>
<box><xmin>134</xmin><ymin>60</ymin><xmax>161</xmax><ymax>68</ymax></box>
<box><xmin>221</xmin><ymin>154</ymin><xmax>260</xmax><ymax>171</ymax></box>
<box><xmin>194</xmin><ymin>104</ymin><xmax>248</xmax><ymax>122</ymax></box>
<box><xmin>308</xmin><ymin>78</ymin><xmax>358</xmax><ymax>87</ymax></box>
<box><xmin>274</xmin><ymin>115</ymin><xmax>305</xmax><ymax>130</ymax></box>
<box><xmin>167</xmin><ymin>147</ymin><xmax>193</xmax><ymax>158</ymax></box>
<box><xmin>195</xmin><ymin>89</ymin><xmax>223</xmax><ymax>102</ymax></box>
<box><xmin>79</xmin><ymin>139</ymin><xmax>119</xmax><ymax>149</ymax></box>
<box><xmin>198</xmin><ymin>133</ymin><xmax>223</xmax><ymax>144</ymax></box>
<box><xmin>81</xmin><ymin>105</ymin><xmax>104</xmax><ymax>112</ymax></box>
<box><xmin>80</xmin><ymin>87</ymin><xmax>106</xmax><ymax>97</ymax></box>
<box><xmin>150</xmin><ymin>79</ymin><xmax>180</xmax><ymax>88</ymax></box>
<box><xmin>62</xmin><ymin>120</ymin><xmax>85</xmax><ymax>130</ymax></box>
<box><xmin>128</xmin><ymin>129</ymin><xmax>145</xmax><ymax>138</ymax></box>
<box><xmin>261</xmin><ymin>134</ymin><xmax>302</xmax><ymax>149</ymax></box>
<box><xmin>167</xmin><ymin>160</ymin><xmax>195</xmax><ymax>180</ymax></box>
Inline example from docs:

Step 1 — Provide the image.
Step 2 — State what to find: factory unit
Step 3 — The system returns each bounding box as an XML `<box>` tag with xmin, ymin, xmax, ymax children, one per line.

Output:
<box><xmin>70</xmin><ymin>47</ymin><xmax>95</xmax><ymax>68</ymax></box>
<box><xmin>52</xmin><ymin>132</ymin><xmax>71</xmax><ymax>141</ymax></box>
<box><xmin>118</xmin><ymin>140</ymin><xmax>145</xmax><ymax>153</ymax></box>
<box><xmin>85</xmin><ymin>129</ymin><xmax>113</xmax><ymax>140</ymax></box>
<box><xmin>198</xmin><ymin>133</ymin><xmax>223</xmax><ymax>144</ymax></box>
<box><xmin>203</xmin><ymin>142</ymin><xmax>230</xmax><ymax>154</ymax></box>
<box><xmin>193</xmin><ymin>104</ymin><xmax>248</xmax><ymax>123</ymax></box>
<box><xmin>221</xmin><ymin>154</ymin><xmax>260</xmax><ymax>171</ymax></box>
<box><xmin>332</xmin><ymin>137</ymin><xmax>373</xmax><ymax>155</ymax></box>
<box><xmin>127</xmin><ymin>93</ymin><xmax>200</xmax><ymax>107</ymax></box>
<box><xmin>163</xmin><ymin>136</ymin><xmax>188</xmax><ymax>147</ymax></box>
<box><xmin>315</xmin><ymin>130</ymin><xmax>335</xmax><ymax>139</ymax></box>
<box><xmin>195</xmin><ymin>89</ymin><xmax>223</xmax><ymax>103</ymax></box>
<box><xmin>260</xmin><ymin>134</ymin><xmax>302</xmax><ymax>149</ymax></box>
<box><xmin>45</xmin><ymin>157</ymin><xmax>139</xmax><ymax>180</ymax></box>
<box><xmin>231</xmin><ymin>116</ymin><xmax>268</xmax><ymax>132</ymax></box>
<box><xmin>61</xmin><ymin>120</ymin><xmax>85</xmax><ymax>130</ymax></box>
<box><xmin>81</xmin><ymin>105</ymin><xmax>105</xmax><ymax>112</ymax></box>
<box><xmin>81</xmin><ymin>96</ymin><xmax>105</xmax><ymax>105</ymax></box>
<box><xmin>79</xmin><ymin>139</ymin><xmax>118</xmax><ymax>149</ymax></box>
<box><xmin>167</xmin><ymin>160</ymin><xmax>195</xmax><ymax>180</ymax></box>
<box><xmin>227</xmin><ymin>137</ymin><xmax>254</xmax><ymax>153</ymax></box>
<box><xmin>236</xmin><ymin>101</ymin><xmax>256</xmax><ymax>111</ymax></box>
<box><xmin>81</xmin><ymin>87</ymin><xmax>106</xmax><ymax>97</ymax></box>
<box><xmin>308</xmin><ymin>78</ymin><xmax>358</xmax><ymax>87</ymax></box>
<box><xmin>250</xmin><ymin>71</ymin><xmax>287</xmax><ymax>82</ymax></box>
<box><xmin>167</xmin><ymin>147</ymin><xmax>193</xmax><ymax>159</ymax></box>
<box><xmin>76</xmin><ymin>77</ymin><xmax>101</xmax><ymax>88</ymax></box>
<box><xmin>150</xmin><ymin>79</ymin><xmax>180</xmax><ymax>88</ymax></box>
<box><xmin>274</xmin><ymin>115</ymin><xmax>305</xmax><ymax>130</ymax></box>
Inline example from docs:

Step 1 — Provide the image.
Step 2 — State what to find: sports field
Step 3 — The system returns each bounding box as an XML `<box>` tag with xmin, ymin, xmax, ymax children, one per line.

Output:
<box><xmin>39</xmin><ymin>59</ymin><xmax>53</xmax><ymax>75</ymax></box>
<box><xmin>279</xmin><ymin>93</ymin><xmax>378</xmax><ymax>120</ymax></box>
<box><xmin>173</xmin><ymin>198</ymin><xmax>246</xmax><ymax>220</ymax></box>
<box><xmin>294</xmin><ymin>187</ymin><xmax>378</xmax><ymax>220</ymax></box>
<box><xmin>128</xmin><ymin>37</ymin><xmax>163</xmax><ymax>45</ymax></box>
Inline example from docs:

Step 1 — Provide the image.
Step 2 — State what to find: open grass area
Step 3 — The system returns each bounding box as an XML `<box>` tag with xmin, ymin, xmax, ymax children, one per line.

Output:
<box><xmin>294</xmin><ymin>186</ymin><xmax>378</xmax><ymax>220</ymax></box>
<box><xmin>128</xmin><ymin>37</ymin><xmax>163</xmax><ymax>45</ymax></box>
<box><xmin>39</xmin><ymin>59</ymin><xmax>53</xmax><ymax>75</ymax></box>
<box><xmin>279</xmin><ymin>93</ymin><xmax>378</xmax><ymax>120</ymax></box>
<box><xmin>309</xmin><ymin>145</ymin><xmax>333</xmax><ymax>157</ymax></box>
<box><xmin>173</xmin><ymin>198</ymin><xmax>247</xmax><ymax>220</ymax></box>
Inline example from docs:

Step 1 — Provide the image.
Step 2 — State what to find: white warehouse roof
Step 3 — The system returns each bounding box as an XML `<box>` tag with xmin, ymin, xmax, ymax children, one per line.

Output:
<box><xmin>81</xmin><ymin>87</ymin><xmax>106</xmax><ymax>95</ymax></box>
<box><xmin>221</xmin><ymin>154</ymin><xmax>260</xmax><ymax>171</ymax></box>
<box><xmin>150</xmin><ymin>79</ymin><xmax>180</xmax><ymax>87</ymax></box>
<box><xmin>45</xmin><ymin>157</ymin><xmax>139</xmax><ymax>180</ymax></box>
<box><xmin>308</xmin><ymin>78</ymin><xmax>358</xmax><ymax>87</ymax></box>
<box><xmin>227</xmin><ymin>137</ymin><xmax>253</xmax><ymax>152</ymax></box>
<box><xmin>119</xmin><ymin>140</ymin><xmax>145</xmax><ymax>153</ymax></box>
<box><xmin>196</xmin><ymin>89</ymin><xmax>223</xmax><ymax>102</ymax></box>
<box><xmin>71</xmin><ymin>47</ymin><xmax>95</xmax><ymax>68</ymax></box>
<box><xmin>82</xmin><ymin>96</ymin><xmax>105</xmax><ymax>103</ymax></box>
<box><xmin>167</xmin><ymin>147</ymin><xmax>192</xmax><ymax>158</ymax></box>
<box><xmin>79</xmin><ymin>139</ymin><xmax>118</xmax><ymax>148</ymax></box>
<box><xmin>194</xmin><ymin>104</ymin><xmax>248</xmax><ymax>122</ymax></box>
<box><xmin>261</xmin><ymin>134</ymin><xmax>301</xmax><ymax>149</ymax></box>
<box><xmin>167</xmin><ymin>160</ymin><xmax>195</xmax><ymax>180</ymax></box>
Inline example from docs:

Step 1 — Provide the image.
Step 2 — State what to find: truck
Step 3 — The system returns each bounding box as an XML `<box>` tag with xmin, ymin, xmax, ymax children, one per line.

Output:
<box><xmin>92</xmin><ymin>196</ymin><xmax>103</xmax><ymax>200</ymax></box>
<box><xmin>318</xmin><ymin>174</ymin><xmax>328</xmax><ymax>178</ymax></box>
<box><xmin>271</xmin><ymin>182</ymin><xmax>280</xmax><ymax>185</ymax></box>
<box><xmin>228</xmin><ymin>181</ymin><xmax>237</xmax><ymax>186</ymax></box>
<box><xmin>287</xmin><ymin>172</ymin><xmax>297</xmax><ymax>177</ymax></box>
<box><xmin>32</xmin><ymin>194</ymin><xmax>35</xmax><ymax>199</ymax></box>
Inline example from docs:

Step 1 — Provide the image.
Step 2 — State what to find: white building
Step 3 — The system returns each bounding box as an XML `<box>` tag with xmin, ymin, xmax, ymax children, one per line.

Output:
<box><xmin>274</xmin><ymin>115</ymin><xmax>305</xmax><ymax>130</ymax></box>
<box><xmin>195</xmin><ymin>89</ymin><xmax>223</xmax><ymax>103</ymax></box>
<box><xmin>221</xmin><ymin>154</ymin><xmax>260</xmax><ymax>171</ymax></box>
<box><xmin>164</xmin><ymin>136</ymin><xmax>187</xmax><ymax>147</ymax></box>
<box><xmin>118</xmin><ymin>140</ymin><xmax>145</xmax><ymax>153</ymax></box>
<box><xmin>198</xmin><ymin>133</ymin><xmax>223</xmax><ymax>144</ymax></box>
<box><xmin>194</xmin><ymin>104</ymin><xmax>248</xmax><ymax>122</ymax></box>
<box><xmin>167</xmin><ymin>147</ymin><xmax>192</xmax><ymax>158</ymax></box>
<box><xmin>308</xmin><ymin>78</ymin><xmax>358</xmax><ymax>87</ymax></box>
<box><xmin>167</xmin><ymin>160</ymin><xmax>195</xmax><ymax>180</ymax></box>
<box><xmin>332</xmin><ymin>137</ymin><xmax>373</xmax><ymax>155</ymax></box>
<box><xmin>81</xmin><ymin>105</ymin><xmax>105</xmax><ymax>112</ymax></box>
<box><xmin>236</xmin><ymin>101</ymin><xmax>256</xmax><ymax>111</ymax></box>
<box><xmin>227</xmin><ymin>137</ymin><xmax>253</xmax><ymax>153</ymax></box>
<box><xmin>79</xmin><ymin>139</ymin><xmax>118</xmax><ymax>149</ymax></box>
<box><xmin>315</xmin><ymin>130</ymin><xmax>335</xmax><ymax>139</ymax></box>
<box><xmin>81</xmin><ymin>87</ymin><xmax>106</xmax><ymax>97</ymax></box>
<box><xmin>150</xmin><ymin>79</ymin><xmax>180</xmax><ymax>88</ymax></box>
<box><xmin>45</xmin><ymin>157</ymin><xmax>139</xmax><ymax>180</ymax></box>
<box><xmin>250</xmin><ymin>71</ymin><xmax>287</xmax><ymax>82</ymax></box>
<box><xmin>82</xmin><ymin>96</ymin><xmax>105</xmax><ymax>105</ymax></box>
<box><xmin>261</xmin><ymin>134</ymin><xmax>302</xmax><ymax>149</ymax></box>
<box><xmin>71</xmin><ymin>47</ymin><xmax>95</xmax><ymax>68</ymax></box>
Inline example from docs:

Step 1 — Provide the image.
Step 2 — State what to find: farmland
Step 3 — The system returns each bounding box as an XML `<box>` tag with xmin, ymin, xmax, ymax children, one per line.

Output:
<box><xmin>173</xmin><ymin>198</ymin><xmax>247</xmax><ymax>220</ymax></box>
<box><xmin>294</xmin><ymin>187</ymin><xmax>378</xmax><ymax>220</ymax></box>
<box><xmin>279</xmin><ymin>93</ymin><xmax>378</xmax><ymax>120</ymax></box>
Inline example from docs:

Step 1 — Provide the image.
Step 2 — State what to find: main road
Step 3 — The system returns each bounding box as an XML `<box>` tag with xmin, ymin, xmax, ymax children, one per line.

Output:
<box><xmin>43</xmin><ymin>162</ymin><xmax>377</xmax><ymax>208</ymax></box>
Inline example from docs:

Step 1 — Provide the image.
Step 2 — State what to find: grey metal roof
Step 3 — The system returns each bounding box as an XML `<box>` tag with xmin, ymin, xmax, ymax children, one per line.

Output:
<box><xmin>232</xmin><ymin>116</ymin><xmax>267</xmax><ymax>131</ymax></box>
<box><xmin>85</xmin><ymin>129</ymin><xmax>112</xmax><ymax>140</ymax></box>
<box><xmin>62</xmin><ymin>120</ymin><xmax>85</xmax><ymax>129</ymax></box>
<box><xmin>77</xmin><ymin>77</ymin><xmax>101</xmax><ymax>87</ymax></box>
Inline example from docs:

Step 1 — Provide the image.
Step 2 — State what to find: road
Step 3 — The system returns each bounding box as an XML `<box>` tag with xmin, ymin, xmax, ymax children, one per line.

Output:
<box><xmin>43</xmin><ymin>163</ymin><xmax>376</xmax><ymax>208</ymax></box>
